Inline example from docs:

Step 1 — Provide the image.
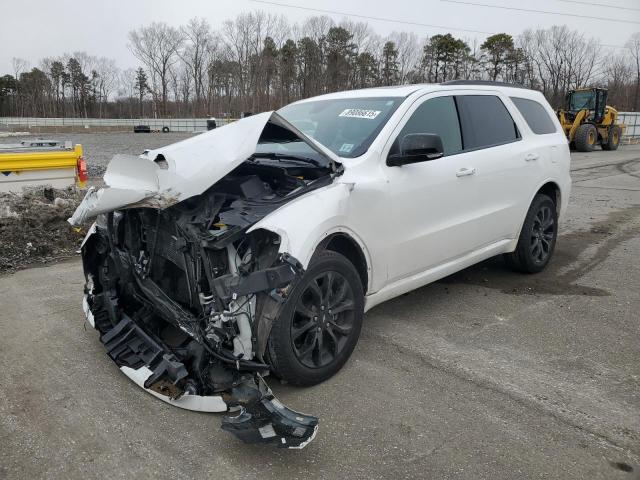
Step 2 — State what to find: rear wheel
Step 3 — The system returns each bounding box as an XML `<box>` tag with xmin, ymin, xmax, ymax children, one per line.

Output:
<box><xmin>602</xmin><ymin>125</ymin><xmax>621</xmax><ymax>151</ymax></box>
<box><xmin>574</xmin><ymin>123</ymin><xmax>597</xmax><ymax>152</ymax></box>
<box><xmin>505</xmin><ymin>194</ymin><xmax>558</xmax><ymax>273</ymax></box>
<box><xmin>267</xmin><ymin>251</ymin><xmax>364</xmax><ymax>386</ymax></box>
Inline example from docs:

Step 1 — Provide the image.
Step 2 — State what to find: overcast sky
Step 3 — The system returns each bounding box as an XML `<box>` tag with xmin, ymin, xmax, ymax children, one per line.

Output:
<box><xmin>0</xmin><ymin>0</ymin><xmax>638</xmax><ymax>74</ymax></box>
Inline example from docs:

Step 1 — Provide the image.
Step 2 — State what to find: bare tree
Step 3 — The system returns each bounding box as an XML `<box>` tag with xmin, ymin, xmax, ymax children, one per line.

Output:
<box><xmin>180</xmin><ymin>17</ymin><xmax>215</xmax><ymax>116</ymax></box>
<box><xmin>12</xmin><ymin>58</ymin><xmax>29</xmax><ymax>115</ymax></box>
<box><xmin>94</xmin><ymin>57</ymin><xmax>119</xmax><ymax>117</ymax></box>
<box><xmin>627</xmin><ymin>32</ymin><xmax>640</xmax><ymax>111</ymax></box>
<box><xmin>389</xmin><ymin>31</ymin><xmax>419</xmax><ymax>83</ymax></box>
<box><xmin>519</xmin><ymin>26</ymin><xmax>601</xmax><ymax>107</ymax></box>
<box><xmin>12</xmin><ymin>57</ymin><xmax>29</xmax><ymax>80</ymax></box>
<box><xmin>128</xmin><ymin>22</ymin><xmax>184</xmax><ymax>116</ymax></box>
<box><xmin>303</xmin><ymin>15</ymin><xmax>335</xmax><ymax>44</ymax></box>
<box><xmin>602</xmin><ymin>50</ymin><xmax>632</xmax><ymax>109</ymax></box>
<box><xmin>117</xmin><ymin>67</ymin><xmax>137</xmax><ymax>117</ymax></box>
<box><xmin>222</xmin><ymin>11</ymin><xmax>284</xmax><ymax>111</ymax></box>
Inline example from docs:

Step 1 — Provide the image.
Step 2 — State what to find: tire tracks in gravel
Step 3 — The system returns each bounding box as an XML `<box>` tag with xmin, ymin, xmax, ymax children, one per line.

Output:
<box><xmin>361</xmin><ymin>327</ymin><xmax>640</xmax><ymax>459</ymax></box>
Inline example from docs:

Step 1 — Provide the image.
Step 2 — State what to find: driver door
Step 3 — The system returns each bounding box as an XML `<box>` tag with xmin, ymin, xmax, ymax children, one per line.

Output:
<box><xmin>384</xmin><ymin>94</ymin><xmax>481</xmax><ymax>282</ymax></box>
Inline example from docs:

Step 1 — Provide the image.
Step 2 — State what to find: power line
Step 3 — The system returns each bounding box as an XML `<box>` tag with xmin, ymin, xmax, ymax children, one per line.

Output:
<box><xmin>249</xmin><ymin>0</ymin><xmax>628</xmax><ymax>49</ymax></box>
<box><xmin>441</xmin><ymin>0</ymin><xmax>640</xmax><ymax>24</ymax></box>
<box><xmin>555</xmin><ymin>0</ymin><xmax>640</xmax><ymax>12</ymax></box>
<box><xmin>249</xmin><ymin>0</ymin><xmax>495</xmax><ymax>35</ymax></box>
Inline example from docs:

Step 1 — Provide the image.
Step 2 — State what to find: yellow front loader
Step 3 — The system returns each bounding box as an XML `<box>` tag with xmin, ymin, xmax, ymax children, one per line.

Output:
<box><xmin>557</xmin><ymin>87</ymin><xmax>625</xmax><ymax>152</ymax></box>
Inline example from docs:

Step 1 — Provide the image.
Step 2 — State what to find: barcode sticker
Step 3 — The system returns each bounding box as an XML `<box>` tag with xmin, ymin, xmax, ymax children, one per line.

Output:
<box><xmin>339</xmin><ymin>109</ymin><xmax>381</xmax><ymax>119</ymax></box>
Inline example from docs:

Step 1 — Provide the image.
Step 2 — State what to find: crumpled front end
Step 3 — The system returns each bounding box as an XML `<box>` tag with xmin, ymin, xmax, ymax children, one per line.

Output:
<box><xmin>72</xmin><ymin>111</ymin><xmax>345</xmax><ymax>448</ymax></box>
<box><xmin>80</xmin><ymin>198</ymin><xmax>319</xmax><ymax>447</ymax></box>
<box><xmin>78</xmin><ymin>147</ymin><xmax>347</xmax><ymax>449</ymax></box>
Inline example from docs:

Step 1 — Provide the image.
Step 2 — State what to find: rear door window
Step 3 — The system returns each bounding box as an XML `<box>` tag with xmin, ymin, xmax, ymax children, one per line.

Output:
<box><xmin>510</xmin><ymin>97</ymin><xmax>557</xmax><ymax>134</ymax></box>
<box><xmin>392</xmin><ymin>96</ymin><xmax>462</xmax><ymax>156</ymax></box>
<box><xmin>456</xmin><ymin>95</ymin><xmax>520</xmax><ymax>150</ymax></box>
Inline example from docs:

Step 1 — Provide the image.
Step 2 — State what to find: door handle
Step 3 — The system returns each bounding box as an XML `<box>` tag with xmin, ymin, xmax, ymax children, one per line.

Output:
<box><xmin>525</xmin><ymin>153</ymin><xmax>539</xmax><ymax>162</ymax></box>
<box><xmin>456</xmin><ymin>167</ymin><xmax>476</xmax><ymax>177</ymax></box>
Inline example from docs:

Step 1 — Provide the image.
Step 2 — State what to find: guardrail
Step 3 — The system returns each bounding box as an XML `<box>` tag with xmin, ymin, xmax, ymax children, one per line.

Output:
<box><xmin>0</xmin><ymin>143</ymin><xmax>85</xmax><ymax>193</ymax></box>
<box><xmin>619</xmin><ymin>112</ymin><xmax>639</xmax><ymax>142</ymax></box>
<box><xmin>0</xmin><ymin>117</ymin><xmax>234</xmax><ymax>133</ymax></box>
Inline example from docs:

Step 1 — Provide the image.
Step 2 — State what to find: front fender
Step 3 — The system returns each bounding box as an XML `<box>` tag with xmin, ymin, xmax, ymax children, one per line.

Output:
<box><xmin>247</xmin><ymin>182</ymin><xmax>370</xmax><ymax>274</ymax></box>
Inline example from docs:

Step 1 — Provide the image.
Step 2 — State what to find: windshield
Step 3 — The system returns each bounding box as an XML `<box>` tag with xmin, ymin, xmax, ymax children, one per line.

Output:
<box><xmin>274</xmin><ymin>97</ymin><xmax>403</xmax><ymax>158</ymax></box>
<box><xmin>569</xmin><ymin>91</ymin><xmax>595</xmax><ymax>111</ymax></box>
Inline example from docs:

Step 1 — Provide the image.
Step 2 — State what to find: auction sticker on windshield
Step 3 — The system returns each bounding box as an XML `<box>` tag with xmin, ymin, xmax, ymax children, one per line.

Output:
<box><xmin>339</xmin><ymin>109</ymin><xmax>381</xmax><ymax>119</ymax></box>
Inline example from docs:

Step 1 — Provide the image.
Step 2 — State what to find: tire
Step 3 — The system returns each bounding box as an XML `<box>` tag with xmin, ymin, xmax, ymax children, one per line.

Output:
<box><xmin>504</xmin><ymin>194</ymin><xmax>558</xmax><ymax>273</ymax></box>
<box><xmin>162</xmin><ymin>126</ymin><xmax>170</xmax><ymax>133</ymax></box>
<box><xmin>574</xmin><ymin>123</ymin><xmax>597</xmax><ymax>152</ymax></box>
<box><xmin>267</xmin><ymin>250</ymin><xmax>364</xmax><ymax>386</ymax></box>
<box><xmin>602</xmin><ymin>125</ymin><xmax>621</xmax><ymax>151</ymax></box>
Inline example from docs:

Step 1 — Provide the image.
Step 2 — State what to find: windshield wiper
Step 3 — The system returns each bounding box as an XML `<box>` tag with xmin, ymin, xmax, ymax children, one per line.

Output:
<box><xmin>251</xmin><ymin>152</ymin><xmax>323</xmax><ymax>167</ymax></box>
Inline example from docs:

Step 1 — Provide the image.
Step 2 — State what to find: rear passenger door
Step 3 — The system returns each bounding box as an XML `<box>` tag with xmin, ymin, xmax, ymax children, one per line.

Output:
<box><xmin>455</xmin><ymin>93</ymin><xmax>544</xmax><ymax>246</ymax></box>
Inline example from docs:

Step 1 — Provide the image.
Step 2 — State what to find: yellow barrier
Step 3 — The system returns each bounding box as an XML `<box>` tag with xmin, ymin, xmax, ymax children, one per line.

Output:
<box><xmin>0</xmin><ymin>144</ymin><xmax>83</xmax><ymax>171</ymax></box>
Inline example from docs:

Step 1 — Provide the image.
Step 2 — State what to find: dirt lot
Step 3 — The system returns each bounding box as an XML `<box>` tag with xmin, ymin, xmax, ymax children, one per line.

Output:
<box><xmin>0</xmin><ymin>142</ymin><xmax>639</xmax><ymax>479</ymax></box>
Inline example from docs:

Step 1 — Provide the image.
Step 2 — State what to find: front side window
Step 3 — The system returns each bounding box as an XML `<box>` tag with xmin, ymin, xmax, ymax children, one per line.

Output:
<box><xmin>276</xmin><ymin>97</ymin><xmax>403</xmax><ymax>158</ymax></box>
<box><xmin>456</xmin><ymin>95</ymin><xmax>519</xmax><ymax>150</ymax></box>
<box><xmin>391</xmin><ymin>96</ymin><xmax>462</xmax><ymax>156</ymax></box>
<box><xmin>511</xmin><ymin>97</ymin><xmax>557</xmax><ymax>135</ymax></box>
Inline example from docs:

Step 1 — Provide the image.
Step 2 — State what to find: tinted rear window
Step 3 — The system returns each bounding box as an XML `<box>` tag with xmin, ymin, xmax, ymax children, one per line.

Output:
<box><xmin>511</xmin><ymin>97</ymin><xmax>557</xmax><ymax>135</ymax></box>
<box><xmin>456</xmin><ymin>95</ymin><xmax>519</xmax><ymax>149</ymax></box>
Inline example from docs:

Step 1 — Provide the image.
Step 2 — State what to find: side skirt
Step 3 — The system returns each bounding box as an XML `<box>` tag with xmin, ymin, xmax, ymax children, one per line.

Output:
<box><xmin>364</xmin><ymin>238</ymin><xmax>513</xmax><ymax>312</ymax></box>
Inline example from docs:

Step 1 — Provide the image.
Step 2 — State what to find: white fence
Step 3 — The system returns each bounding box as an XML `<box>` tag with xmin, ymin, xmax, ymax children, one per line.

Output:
<box><xmin>0</xmin><ymin>117</ymin><xmax>233</xmax><ymax>132</ymax></box>
<box><xmin>619</xmin><ymin>112</ymin><xmax>640</xmax><ymax>141</ymax></box>
<box><xmin>2</xmin><ymin>113</ymin><xmax>639</xmax><ymax>138</ymax></box>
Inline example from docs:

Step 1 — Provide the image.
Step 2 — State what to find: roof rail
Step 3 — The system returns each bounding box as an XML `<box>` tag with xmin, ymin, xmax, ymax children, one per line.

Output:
<box><xmin>440</xmin><ymin>80</ymin><xmax>530</xmax><ymax>90</ymax></box>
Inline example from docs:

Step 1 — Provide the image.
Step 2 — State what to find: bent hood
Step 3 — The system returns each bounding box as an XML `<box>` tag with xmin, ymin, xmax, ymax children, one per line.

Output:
<box><xmin>69</xmin><ymin>111</ymin><xmax>341</xmax><ymax>225</ymax></box>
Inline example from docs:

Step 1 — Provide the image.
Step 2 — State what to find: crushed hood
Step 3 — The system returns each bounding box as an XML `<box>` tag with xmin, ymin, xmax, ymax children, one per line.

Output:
<box><xmin>69</xmin><ymin>111</ymin><xmax>341</xmax><ymax>225</ymax></box>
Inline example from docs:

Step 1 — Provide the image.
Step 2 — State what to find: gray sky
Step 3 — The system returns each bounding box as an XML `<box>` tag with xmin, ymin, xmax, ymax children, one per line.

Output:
<box><xmin>0</xmin><ymin>0</ymin><xmax>638</xmax><ymax>74</ymax></box>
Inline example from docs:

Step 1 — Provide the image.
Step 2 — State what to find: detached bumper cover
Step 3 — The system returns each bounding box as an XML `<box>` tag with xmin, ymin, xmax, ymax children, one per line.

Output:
<box><xmin>222</xmin><ymin>394</ymin><xmax>319</xmax><ymax>449</ymax></box>
<box><xmin>81</xmin><ymin>295</ymin><xmax>319</xmax><ymax>448</ymax></box>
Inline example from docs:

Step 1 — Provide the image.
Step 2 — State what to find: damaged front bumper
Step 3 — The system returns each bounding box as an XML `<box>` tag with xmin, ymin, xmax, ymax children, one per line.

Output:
<box><xmin>80</xmin><ymin>219</ymin><xmax>319</xmax><ymax>449</ymax></box>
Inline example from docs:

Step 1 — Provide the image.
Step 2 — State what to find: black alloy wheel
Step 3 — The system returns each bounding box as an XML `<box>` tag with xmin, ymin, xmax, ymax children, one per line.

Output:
<box><xmin>530</xmin><ymin>204</ymin><xmax>555</xmax><ymax>265</ymax></box>
<box><xmin>505</xmin><ymin>193</ymin><xmax>558</xmax><ymax>273</ymax></box>
<box><xmin>291</xmin><ymin>270</ymin><xmax>356</xmax><ymax>369</ymax></box>
<box><xmin>267</xmin><ymin>250</ymin><xmax>364</xmax><ymax>386</ymax></box>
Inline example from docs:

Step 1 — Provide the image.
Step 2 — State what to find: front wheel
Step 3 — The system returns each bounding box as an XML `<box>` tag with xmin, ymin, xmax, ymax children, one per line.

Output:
<box><xmin>505</xmin><ymin>194</ymin><xmax>558</xmax><ymax>273</ymax></box>
<box><xmin>574</xmin><ymin>123</ymin><xmax>597</xmax><ymax>152</ymax></box>
<box><xmin>602</xmin><ymin>125</ymin><xmax>621</xmax><ymax>151</ymax></box>
<box><xmin>267</xmin><ymin>251</ymin><xmax>364</xmax><ymax>386</ymax></box>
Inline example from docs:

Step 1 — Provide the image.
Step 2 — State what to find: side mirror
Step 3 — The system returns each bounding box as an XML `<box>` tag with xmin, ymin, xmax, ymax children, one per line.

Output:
<box><xmin>387</xmin><ymin>133</ymin><xmax>444</xmax><ymax>167</ymax></box>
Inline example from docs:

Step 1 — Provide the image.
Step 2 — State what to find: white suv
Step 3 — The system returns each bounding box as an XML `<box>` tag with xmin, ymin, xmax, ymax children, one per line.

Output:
<box><xmin>72</xmin><ymin>81</ymin><xmax>570</xmax><ymax>448</ymax></box>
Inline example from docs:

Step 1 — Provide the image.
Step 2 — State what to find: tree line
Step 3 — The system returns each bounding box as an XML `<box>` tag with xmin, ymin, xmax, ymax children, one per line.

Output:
<box><xmin>1</xmin><ymin>11</ymin><xmax>639</xmax><ymax>119</ymax></box>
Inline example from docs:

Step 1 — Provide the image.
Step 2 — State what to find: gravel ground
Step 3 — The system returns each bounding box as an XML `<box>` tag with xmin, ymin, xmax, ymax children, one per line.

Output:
<box><xmin>0</xmin><ymin>146</ymin><xmax>639</xmax><ymax>479</ymax></box>
<box><xmin>0</xmin><ymin>132</ymin><xmax>196</xmax><ymax>177</ymax></box>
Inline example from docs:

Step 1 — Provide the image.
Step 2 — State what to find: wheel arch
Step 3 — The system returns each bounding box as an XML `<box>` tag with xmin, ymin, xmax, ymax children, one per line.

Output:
<box><xmin>510</xmin><ymin>179</ymin><xmax>563</xmax><ymax>251</ymax></box>
<box><xmin>535</xmin><ymin>180</ymin><xmax>561</xmax><ymax>214</ymax></box>
<box><xmin>315</xmin><ymin>232</ymin><xmax>370</xmax><ymax>294</ymax></box>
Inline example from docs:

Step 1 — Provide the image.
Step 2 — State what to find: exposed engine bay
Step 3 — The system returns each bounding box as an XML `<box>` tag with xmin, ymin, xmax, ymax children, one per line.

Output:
<box><xmin>77</xmin><ymin>117</ymin><xmax>339</xmax><ymax>448</ymax></box>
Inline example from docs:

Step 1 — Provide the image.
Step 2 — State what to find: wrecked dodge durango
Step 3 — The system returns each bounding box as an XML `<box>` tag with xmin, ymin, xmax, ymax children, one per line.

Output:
<box><xmin>71</xmin><ymin>83</ymin><xmax>571</xmax><ymax>448</ymax></box>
